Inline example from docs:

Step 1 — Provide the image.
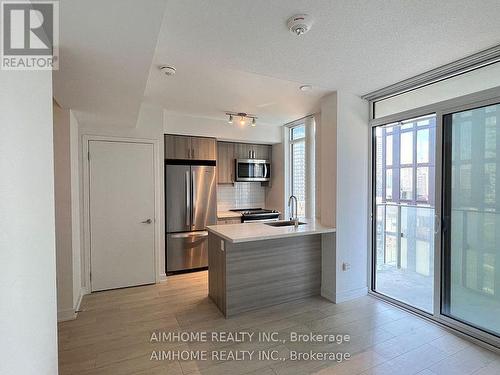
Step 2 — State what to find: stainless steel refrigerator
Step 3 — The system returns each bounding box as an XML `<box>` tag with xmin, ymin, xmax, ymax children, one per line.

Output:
<box><xmin>165</xmin><ymin>164</ymin><xmax>216</xmax><ymax>273</ymax></box>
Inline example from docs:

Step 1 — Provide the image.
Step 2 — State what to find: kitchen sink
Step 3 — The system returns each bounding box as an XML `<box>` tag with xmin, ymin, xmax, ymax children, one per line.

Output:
<box><xmin>265</xmin><ymin>220</ymin><xmax>306</xmax><ymax>227</ymax></box>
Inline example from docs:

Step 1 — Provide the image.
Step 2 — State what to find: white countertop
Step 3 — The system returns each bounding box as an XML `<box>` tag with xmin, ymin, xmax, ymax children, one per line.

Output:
<box><xmin>217</xmin><ymin>211</ymin><xmax>242</xmax><ymax>219</ymax></box>
<box><xmin>207</xmin><ymin>219</ymin><xmax>335</xmax><ymax>243</ymax></box>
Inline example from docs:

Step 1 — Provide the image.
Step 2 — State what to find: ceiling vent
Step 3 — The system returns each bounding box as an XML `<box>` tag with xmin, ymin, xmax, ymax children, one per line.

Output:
<box><xmin>287</xmin><ymin>14</ymin><xmax>313</xmax><ymax>36</ymax></box>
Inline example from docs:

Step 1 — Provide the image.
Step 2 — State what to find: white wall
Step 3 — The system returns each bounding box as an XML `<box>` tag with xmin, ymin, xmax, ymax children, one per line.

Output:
<box><xmin>335</xmin><ymin>91</ymin><xmax>369</xmax><ymax>302</ymax></box>
<box><xmin>53</xmin><ymin>101</ymin><xmax>76</xmax><ymax>321</ymax></box>
<box><xmin>265</xmin><ymin>143</ymin><xmax>285</xmax><ymax>215</ymax></box>
<box><xmin>319</xmin><ymin>93</ymin><xmax>338</xmax><ymax>300</ymax></box>
<box><xmin>319</xmin><ymin>93</ymin><xmax>338</xmax><ymax>228</ymax></box>
<box><xmin>314</xmin><ymin>113</ymin><xmax>322</xmax><ymax>219</ymax></box>
<box><xmin>0</xmin><ymin>71</ymin><xmax>58</xmax><ymax>374</ymax></box>
<box><xmin>164</xmin><ymin>111</ymin><xmax>281</xmax><ymax>144</ymax></box>
<box><xmin>318</xmin><ymin>91</ymin><xmax>369</xmax><ymax>303</ymax></box>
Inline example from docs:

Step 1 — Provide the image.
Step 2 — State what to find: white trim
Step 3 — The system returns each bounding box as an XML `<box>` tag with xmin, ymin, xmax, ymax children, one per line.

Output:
<box><xmin>57</xmin><ymin>308</ymin><xmax>77</xmax><ymax>322</ymax></box>
<box><xmin>283</xmin><ymin>114</ymin><xmax>314</xmax><ymax>127</ymax></box>
<box><xmin>283</xmin><ymin>126</ymin><xmax>291</xmax><ymax>219</ymax></box>
<box><xmin>74</xmin><ymin>287</ymin><xmax>87</xmax><ymax>313</ymax></box>
<box><xmin>160</xmin><ymin>273</ymin><xmax>167</xmax><ymax>282</ymax></box>
<box><xmin>321</xmin><ymin>287</ymin><xmax>368</xmax><ymax>304</ymax></box>
<box><xmin>334</xmin><ymin>287</ymin><xmax>369</xmax><ymax>303</ymax></box>
<box><xmin>362</xmin><ymin>45</ymin><xmax>500</xmax><ymax>101</ymax></box>
<box><xmin>284</xmin><ymin>119</ymin><xmax>316</xmax><ymax>219</ymax></box>
<box><xmin>82</xmin><ymin>135</ymin><xmax>161</xmax><ymax>293</ymax></box>
<box><xmin>320</xmin><ymin>288</ymin><xmax>336</xmax><ymax>303</ymax></box>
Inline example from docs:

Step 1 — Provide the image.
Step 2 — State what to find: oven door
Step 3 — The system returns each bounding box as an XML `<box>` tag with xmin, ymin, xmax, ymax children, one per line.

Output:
<box><xmin>235</xmin><ymin>159</ymin><xmax>270</xmax><ymax>181</ymax></box>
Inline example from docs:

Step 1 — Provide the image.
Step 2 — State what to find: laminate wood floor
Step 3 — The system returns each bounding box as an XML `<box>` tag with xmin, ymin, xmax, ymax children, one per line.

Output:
<box><xmin>58</xmin><ymin>271</ymin><xmax>500</xmax><ymax>375</ymax></box>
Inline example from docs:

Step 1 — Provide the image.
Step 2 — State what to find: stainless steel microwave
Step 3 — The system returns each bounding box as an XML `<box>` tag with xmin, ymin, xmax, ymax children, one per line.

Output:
<box><xmin>235</xmin><ymin>159</ymin><xmax>271</xmax><ymax>182</ymax></box>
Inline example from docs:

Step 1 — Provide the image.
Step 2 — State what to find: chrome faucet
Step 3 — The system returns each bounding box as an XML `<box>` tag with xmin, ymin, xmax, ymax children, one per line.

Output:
<box><xmin>288</xmin><ymin>195</ymin><xmax>299</xmax><ymax>228</ymax></box>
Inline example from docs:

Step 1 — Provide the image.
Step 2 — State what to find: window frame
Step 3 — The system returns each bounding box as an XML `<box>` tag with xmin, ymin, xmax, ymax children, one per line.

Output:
<box><xmin>288</xmin><ymin>122</ymin><xmax>306</xmax><ymax>218</ymax></box>
<box><xmin>284</xmin><ymin>117</ymin><xmax>315</xmax><ymax>220</ymax></box>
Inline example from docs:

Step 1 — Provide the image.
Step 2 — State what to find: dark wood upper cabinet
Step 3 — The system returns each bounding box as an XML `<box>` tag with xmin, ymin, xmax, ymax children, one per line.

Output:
<box><xmin>217</xmin><ymin>142</ymin><xmax>235</xmax><ymax>184</ymax></box>
<box><xmin>216</xmin><ymin>141</ymin><xmax>272</xmax><ymax>185</ymax></box>
<box><xmin>234</xmin><ymin>143</ymin><xmax>271</xmax><ymax>160</ymax></box>
<box><xmin>164</xmin><ymin>135</ymin><xmax>216</xmax><ymax>161</ymax></box>
<box><xmin>191</xmin><ymin>137</ymin><xmax>216</xmax><ymax>160</ymax></box>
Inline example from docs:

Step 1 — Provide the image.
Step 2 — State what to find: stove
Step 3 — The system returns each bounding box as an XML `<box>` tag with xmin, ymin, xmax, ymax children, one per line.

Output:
<box><xmin>230</xmin><ymin>208</ymin><xmax>281</xmax><ymax>223</ymax></box>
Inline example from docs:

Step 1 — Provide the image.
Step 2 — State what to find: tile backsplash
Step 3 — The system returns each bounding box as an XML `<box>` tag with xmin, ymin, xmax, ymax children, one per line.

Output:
<box><xmin>217</xmin><ymin>183</ymin><xmax>266</xmax><ymax>211</ymax></box>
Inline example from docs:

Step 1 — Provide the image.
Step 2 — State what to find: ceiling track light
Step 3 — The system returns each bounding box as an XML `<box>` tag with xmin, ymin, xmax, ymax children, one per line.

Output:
<box><xmin>225</xmin><ymin>112</ymin><xmax>257</xmax><ymax>127</ymax></box>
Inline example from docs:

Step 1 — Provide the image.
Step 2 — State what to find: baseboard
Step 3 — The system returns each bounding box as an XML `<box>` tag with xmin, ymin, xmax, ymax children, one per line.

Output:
<box><xmin>321</xmin><ymin>288</ymin><xmax>336</xmax><ymax>302</ymax></box>
<box><xmin>74</xmin><ymin>287</ymin><xmax>88</xmax><ymax>312</ymax></box>
<box><xmin>58</xmin><ymin>308</ymin><xmax>77</xmax><ymax>322</ymax></box>
<box><xmin>334</xmin><ymin>286</ymin><xmax>368</xmax><ymax>303</ymax></box>
<box><xmin>321</xmin><ymin>286</ymin><xmax>368</xmax><ymax>304</ymax></box>
<box><xmin>160</xmin><ymin>273</ymin><xmax>167</xmax><ymax>282</ymax></box>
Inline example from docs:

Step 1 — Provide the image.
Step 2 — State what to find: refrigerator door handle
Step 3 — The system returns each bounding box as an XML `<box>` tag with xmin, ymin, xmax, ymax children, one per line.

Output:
<box><xmin>264</xmin><ymin>163</ymin><xmax>268</xmax><ymax>178</ymax></box>
<box><xmin>170</xmin><ymin>231</ymin><xmax>208</xmax><ymax>239</ymax></box>
<box><xmin>185</xmin><ymin>170</ymin><xmax>191</xmax><ymax>227</ymax></box>
<box><xmin>191</xmin><ymin>170</ymin><xmax>196</xmax><ymax>227</ymax></box>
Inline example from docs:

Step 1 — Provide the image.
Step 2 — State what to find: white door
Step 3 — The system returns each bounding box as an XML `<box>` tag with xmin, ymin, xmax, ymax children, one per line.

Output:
<box><xmin>89</xmin><ymin>140</ymin><xmax>155</xmax><ymax>291</ymax></box>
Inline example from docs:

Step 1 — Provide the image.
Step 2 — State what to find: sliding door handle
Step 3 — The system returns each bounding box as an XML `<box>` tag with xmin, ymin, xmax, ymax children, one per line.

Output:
<box><xmin>434</xmin><ymin>214</ymin><xmax>441</xmax><ymax>234</ymax></box>
<box><xmin>141</xmin><ymin>219</ymin><xmax>152</xmax><ymax>224</ymax></box>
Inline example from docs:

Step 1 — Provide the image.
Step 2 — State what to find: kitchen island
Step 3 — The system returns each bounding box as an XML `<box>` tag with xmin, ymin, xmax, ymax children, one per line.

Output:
<box><xmin>206</xmin><ymin>220</ymin><xmax>335</xmax><ymax>317</ymax></box>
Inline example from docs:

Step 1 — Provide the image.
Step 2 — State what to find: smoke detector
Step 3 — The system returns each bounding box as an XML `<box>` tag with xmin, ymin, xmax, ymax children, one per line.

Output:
<box><xmin>287</xmin><ymin>14</ymin><xmax>313</xmax><ymax>36</ymax></box>
<box><xmin>160</xmin><ymin>66</ymin><xmax>176</xmax><ymax>76</ymax></box>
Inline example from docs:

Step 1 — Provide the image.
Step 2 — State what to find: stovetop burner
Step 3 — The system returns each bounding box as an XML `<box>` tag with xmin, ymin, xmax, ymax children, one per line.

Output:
<box><xmin>230</xmin><ymin>208</ymin><xmax>279</xmax><ymax>215</ymax></box>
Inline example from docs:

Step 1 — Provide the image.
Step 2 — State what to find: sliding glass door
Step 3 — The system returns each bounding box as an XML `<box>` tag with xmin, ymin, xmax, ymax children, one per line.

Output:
<box><xmin>372</xmin><ymin>90</ymin><xmax>500</xmax><ymax>347</ymax></box>
<box><xmin>442</xmin><ymin>102</ymin><xmax>500</xmax><ymax>337</ymax></box>
<box><xmin>373</xmin><ymin>115</ymin><xmax>436</xmax><ymax>313</ymax></box>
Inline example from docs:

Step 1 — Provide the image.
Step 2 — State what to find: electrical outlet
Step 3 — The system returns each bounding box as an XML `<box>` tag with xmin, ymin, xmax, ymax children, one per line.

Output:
<box><xmin>342</xmin><ymin>262</ymin><xmax>351</xmax><ymax>271</ymax></box>
<box><xmin>220</xmin><ymin>240</ymin><xmax>225</xmax><ymax>251</ymax></box>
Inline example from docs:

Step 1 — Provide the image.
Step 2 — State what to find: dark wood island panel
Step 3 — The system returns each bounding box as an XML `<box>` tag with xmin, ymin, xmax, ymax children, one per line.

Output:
<box><xmin>208</xmin><ymin>232</ymin><xmax>321</xmax><ymax>317</ymax></box>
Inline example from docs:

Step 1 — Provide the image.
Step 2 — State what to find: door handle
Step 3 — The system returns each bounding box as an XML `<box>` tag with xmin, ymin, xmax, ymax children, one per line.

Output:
<box><xmin>141</xmin><ymin>219</ymin><xmax>152</xmax><ymax>224</ymax></box>
<box><xmin>434</xmin><ymin>214</ymin><xmax>441</xmax><ymax>235</ymax></box>
<box><xmin>186</xmin><ymin>170</ymin><xmax>191</xmax><ymax>227</ymax></box>
<box><xmin>171</xmin><ymin>231</ymin><xmax>208</xmax><ymax>239</ymax></box>
<box><xmin>191</xmin><ymin>170</ymin><xmax>196</xmax><ymax>226</ymax></box>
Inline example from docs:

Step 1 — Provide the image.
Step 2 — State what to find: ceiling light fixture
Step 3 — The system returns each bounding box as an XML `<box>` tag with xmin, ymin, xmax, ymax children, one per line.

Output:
<box><xmin>299</xmin><ymin>84</ymin><xmax>313</xmax><ymax>91</ymax></box>
<box><xmin>225</xmin><ymin>112</ymin><xmax>257</xmax><ymax>127</ymax></box>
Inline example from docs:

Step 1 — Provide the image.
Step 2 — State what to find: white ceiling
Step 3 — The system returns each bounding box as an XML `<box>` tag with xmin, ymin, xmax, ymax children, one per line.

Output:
<box><xmin>53</xmin><ymin>0</ymin><xmax>167</xmax><ymax>128</ymax></box>
<box><xmin>55</xmin><ymin>0</ymin><xmax>500</xmax><ymax>129</ymax></box>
